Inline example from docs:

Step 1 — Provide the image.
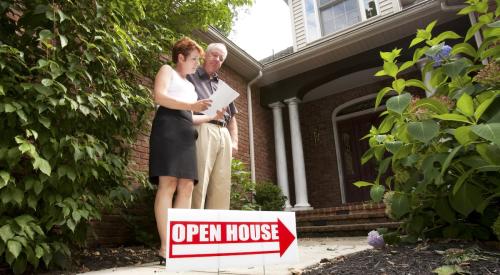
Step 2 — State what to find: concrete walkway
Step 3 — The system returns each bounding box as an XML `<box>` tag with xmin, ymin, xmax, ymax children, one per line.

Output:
<box><xmin>80</xmin><ymin>237</ymin><xmax>370</xmax><ymax>275</ymax></box>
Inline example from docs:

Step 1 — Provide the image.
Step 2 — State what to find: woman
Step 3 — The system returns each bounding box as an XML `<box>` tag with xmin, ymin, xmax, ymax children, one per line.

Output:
<box><xmin>149</xmin><ymin>37</ymin><xmax>218</xmax><ymax>264</ymax></box>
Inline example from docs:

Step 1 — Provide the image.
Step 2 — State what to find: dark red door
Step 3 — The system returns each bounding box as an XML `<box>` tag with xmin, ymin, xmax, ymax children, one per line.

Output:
<box><xmin>337</xmin><ymin>111</ymin><xmax>382</xmax><ymax>203</ymax></box>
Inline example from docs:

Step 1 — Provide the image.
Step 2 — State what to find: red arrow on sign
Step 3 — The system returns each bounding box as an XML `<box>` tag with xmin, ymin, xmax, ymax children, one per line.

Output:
<box><xmin>277</xmin><ymin>218</ymin><xmax>295</xmax><ymax>256</ymax></box>
<box><xmin>168</xmin><ymin>219</ymin><xmax>296</xmax><ymax>258</ymax></box>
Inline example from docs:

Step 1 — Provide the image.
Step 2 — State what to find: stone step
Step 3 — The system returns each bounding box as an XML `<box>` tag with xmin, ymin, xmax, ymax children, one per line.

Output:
<box><xmin>294</xmin><ymin>202</ymin><xmax>385</xmax><ymax>218</ymax></box>
<box><xmin>297</xmin><ymin>212</ymin><xmax>392</xmax><ymax>227</ymax></box>
<box><xmin>297</xmin><ymin>222</ymin><xmax>401</xmax><ymax>237</ymax></box>
<box><xmin>297</xmin><ymin>211</ymin><xmax>387</xmax><ymax>222</ymax></box>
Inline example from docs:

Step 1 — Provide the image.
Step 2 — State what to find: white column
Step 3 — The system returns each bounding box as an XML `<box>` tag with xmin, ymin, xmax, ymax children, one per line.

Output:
<box><xmin>284</xmin><ymin>97</ymin><xmax>312</xmax><ymax>210</ymax></box>
<box><xmin>269</xmin><ymin>102</ymin><xmax>292</xmax><ymax>210</ymax></box>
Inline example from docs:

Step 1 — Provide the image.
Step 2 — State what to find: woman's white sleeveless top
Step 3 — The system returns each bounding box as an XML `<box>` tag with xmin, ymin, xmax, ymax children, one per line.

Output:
<box><xmin>167</xmin><ymin>69</ymin><xmax>198</xmax><ymax>104</ymax></box>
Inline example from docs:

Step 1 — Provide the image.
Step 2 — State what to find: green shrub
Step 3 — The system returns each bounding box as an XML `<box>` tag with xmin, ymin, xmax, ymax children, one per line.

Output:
<box><xmin>0</xmin><ymin>2</ymin><xmax>152</xmax><ymax>273</ymax></box>
<box><xmin>0</xmin><ymin>0</ymin><xmax>250</xmax><ymax>273</ymax></box>
<box><xmin>230</xmin><ymin>160</ymin><xmax>286</xmax><ymax>211</ymax></box>
<box><xmin>355</xmin><ymin>0</ymin><xmax>500</xmax><ymax>241</ymax></box>
<box><xmin>493</xmin><ymin>214</ymin><xmax>500</xmax><ymax>240</ymax></box>
<box><xmin>230</xmin><ymin>159</ymin><xmax>258</xmax><ymax>210</ymax></box>
<box><xmin>254</xmin><ymin>181</ymin><xmax>287</xmax><ymax>211</ymax></box>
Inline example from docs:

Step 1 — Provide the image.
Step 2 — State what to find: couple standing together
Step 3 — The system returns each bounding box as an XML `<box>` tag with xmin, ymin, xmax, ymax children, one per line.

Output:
<box><xmin>148</xmin><ymin>37</ymin><xmax>238</xmax><ymax>262</ymax></box>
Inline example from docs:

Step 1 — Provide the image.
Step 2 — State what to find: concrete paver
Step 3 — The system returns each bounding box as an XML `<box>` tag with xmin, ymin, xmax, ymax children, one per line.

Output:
<box><xmin>80</xmin><ymin>237</ymin><xmax>370</xmax><ymax>275</ymax></box>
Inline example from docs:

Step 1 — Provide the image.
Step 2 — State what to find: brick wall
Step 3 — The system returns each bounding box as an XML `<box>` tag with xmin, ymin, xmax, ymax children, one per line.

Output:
<box><xmin>252</xmin><ymin>87</ymin><xmax>276</xmax><ymax>182</ymax></box>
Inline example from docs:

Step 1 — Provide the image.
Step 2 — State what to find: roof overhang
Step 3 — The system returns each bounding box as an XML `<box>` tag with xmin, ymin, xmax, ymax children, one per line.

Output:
<box><xmin>258</xmin><ymin>0</ymin><xmax>462</xmax><ymax>87</ymax></box>
<box><xmin>194</xmin><ymin>0</ymin><xmax>465</xmax><ymax>91</ymax></box>
<box><xmin>193</xmin><ymin>28</ymin><xmax>262</xmax><ymax>81</ymax></box>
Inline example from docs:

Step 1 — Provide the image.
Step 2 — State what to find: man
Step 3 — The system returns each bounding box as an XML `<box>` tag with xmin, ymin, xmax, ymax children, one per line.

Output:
<box><xmin>188</xmin><ymin>43</ymin><xmax>238</xmax><ymax>209</ymax></box>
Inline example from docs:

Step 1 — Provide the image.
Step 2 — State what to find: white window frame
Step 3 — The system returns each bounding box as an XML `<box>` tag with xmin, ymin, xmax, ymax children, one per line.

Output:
<box><xmin>315</xmin><ymin>0</ymin><xmax>380</xmax><ymax>36</ymax></box>
<box><xmin>303</xmin><ymin>0</ymin><xmax>322</xmax><ymax>43</ymax></box>
<box><xmin>359</xmin><ymin>0</ymin><xmax>381</xmax><ymax>21</ymax></box>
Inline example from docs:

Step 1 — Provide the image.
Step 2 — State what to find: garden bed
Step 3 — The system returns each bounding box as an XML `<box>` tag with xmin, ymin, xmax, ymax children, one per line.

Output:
<box><xmin>303</xmin><ymin>240</ymin><xmax>500</xmax><ymax>275</ymax></box>
<box><xmin>28</xmin><ymin>240</ymin><xmax>499</xmax><ymax>274</ymax></box>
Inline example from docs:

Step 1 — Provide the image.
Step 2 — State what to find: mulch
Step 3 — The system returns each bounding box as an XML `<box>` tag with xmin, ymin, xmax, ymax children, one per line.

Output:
<box><xmin>302</xmin><ymin>241</ymin><xmax>500</xmax><ymax>275</ymax></box>
<box><xmin>36</xmin><ymin>246</ymin><xmax>159</xmax><ymax>274</ymax></box>
<box><xmin>70</xmin><ymin>246</ymin><xmax>159</xmax><ymax>273</ymax></box>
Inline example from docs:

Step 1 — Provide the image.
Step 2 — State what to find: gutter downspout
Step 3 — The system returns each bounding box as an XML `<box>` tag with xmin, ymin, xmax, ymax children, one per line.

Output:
<box><xmin>247</xmin><ymin>71</ymin><xmax>263</xmax><ymax>183</ymax></box>
<box><xmin>439</xmin><ymin>0</ymin><xmax>487</xmax><ymax>65</ymax></box>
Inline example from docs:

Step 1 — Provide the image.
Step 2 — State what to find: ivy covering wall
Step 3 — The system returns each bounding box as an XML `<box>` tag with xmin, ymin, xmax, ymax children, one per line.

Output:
<box><xmin>0</xmin><ymin>0</ymin><xmax>251</xmax><ymax>273</ymax></box>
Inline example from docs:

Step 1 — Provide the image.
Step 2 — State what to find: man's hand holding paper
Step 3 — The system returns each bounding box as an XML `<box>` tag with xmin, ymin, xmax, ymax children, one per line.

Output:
<box><xmin>201</xmin><ymin>81</ymin><xmax>239</xmax><ymax>116</ymax></box>
<box><xmin>212</xmin><ymin>107</ymin><xmax>226</xmax><ymax>120</ymax></box>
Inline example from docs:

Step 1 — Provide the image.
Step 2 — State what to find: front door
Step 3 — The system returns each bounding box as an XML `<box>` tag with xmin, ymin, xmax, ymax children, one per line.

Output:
<box><xmin>337</xmin><ymin>111</ymin><xmax>382</xmax><ymax>203</ymax></box>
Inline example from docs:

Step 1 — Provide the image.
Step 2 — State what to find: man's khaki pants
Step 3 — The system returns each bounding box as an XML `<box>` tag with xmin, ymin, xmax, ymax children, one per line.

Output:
<box><xmin>191</xmin><ymin>123</ymin><xmax>232</xmax><ymax>209</ymax></box>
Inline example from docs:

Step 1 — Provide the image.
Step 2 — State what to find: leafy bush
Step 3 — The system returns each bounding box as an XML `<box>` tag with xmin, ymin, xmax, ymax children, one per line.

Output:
<box><xmin>230</xmin><ymin>159</ymin><xmax>258</xmax><ymax>210</ymax></box>
<box><xmin>254</xmin><ymin>181</ymin><xmax>287</xmax><ymax>211</ymax></box>
<box><xmin>0</xmin><ymin>0</ymin><xmax>250</xmax><ymax>273</ymax></box>
<box><xmin>230</xmin><ymin>159</ymin><xmax>286</xmax><ymax>211</ymax></box>
<box><xmin>355</xmin><ymin>0</ymin><xmax>500</xmax><ymax>241</ymax></box>
<box><xmin>493</xmin><ymin>215</ymin><xmax>500</xmax><ymax>240</ymax></box>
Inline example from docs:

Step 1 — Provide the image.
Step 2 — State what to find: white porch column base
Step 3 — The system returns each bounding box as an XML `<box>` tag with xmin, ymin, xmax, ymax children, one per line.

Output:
<box><xmin>269</xmin><ymin>102</ymin><xmax>292</xmax><ymax>209</ymax></box>
<box><xmin>284</xmin><ymin>97</ymin><xmax>312</xmax><ymax>209</ymax></box>
<box><xmin>291</xmin><ymin>205</ymin><xmax>313</xmax><ymax>211</ymax></box>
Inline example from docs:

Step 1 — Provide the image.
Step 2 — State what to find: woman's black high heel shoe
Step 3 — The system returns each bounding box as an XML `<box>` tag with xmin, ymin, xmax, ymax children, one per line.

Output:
<box><xmin>158</xmin><ymin>255</ymin><xmax>166</xmax><ymax>266</ymax></box>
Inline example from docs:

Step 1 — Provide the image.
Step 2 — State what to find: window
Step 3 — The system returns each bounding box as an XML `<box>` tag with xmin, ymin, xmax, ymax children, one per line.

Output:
<box><xmin>364</xmin><ymin>0</ymin><xmax>378</xmax><ymax>18</ymax></box>
<box><xmin>319</xmin><ymin>0</ymin><xmax>361</xmax><ymax>35</ymax></box>
<box><xmin>304</xmin><ymin>0</ymin><xmax>321</xmax><ymax>41</ymax></box>
<box><xmin>305</xmin><ymin>0</ymin><xmax>379</xmax><ymax>38</ymax></box>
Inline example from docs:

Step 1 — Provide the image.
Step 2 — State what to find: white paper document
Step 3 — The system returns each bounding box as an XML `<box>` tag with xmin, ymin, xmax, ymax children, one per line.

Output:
<box><xmin>202</xmin><ymin>81</ymin><xmax>239</xmax><ymax>116</ymax></box>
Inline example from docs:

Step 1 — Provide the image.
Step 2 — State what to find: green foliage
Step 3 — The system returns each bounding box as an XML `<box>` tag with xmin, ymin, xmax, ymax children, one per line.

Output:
<box><xmin>433</xmin><ymin>265</ymin><xmax>467</xmax><ymax>275</ymax></box>
<box><xmin>442</xmin><ymin>246</ymin><xmax>489</xmax><ymax>265</ymax></box>
<box><xmin>354</xmin><ymin>0</ymin><xmax>500</xmax><ymax>241</ymax></box>
<box><xmin>433</xmin><ymin>246</ymin><xmax>494</xmax><ymax>275</ymax></box>
<box><xmin>0</xmin><ymin>0</ymin><xmax>251</xmax><ymax>273</ymax></box>
<box><xmin>254</xmin><ymin>181</ymin><xmax>287</xmax><ymax>211</ymax></box>
<box><xmin>230</xmin><ymin>159</ymin><xmax>258</xmax><ymax>210</ymax></box>
<box><xmin>230</xmin><ymin>159</ymin><xmax>285</xmax><ymax>211</ymax></box>
<box><xmin>493</xmin><ymin>214</ymin><xmax>500</xmax><ymax>240</ymax></box>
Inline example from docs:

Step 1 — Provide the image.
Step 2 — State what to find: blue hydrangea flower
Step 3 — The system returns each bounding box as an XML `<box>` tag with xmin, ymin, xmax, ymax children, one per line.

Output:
<box><xmin>367</xmin><ymin>230</ymin><xmax>385</xmax><ymax>249</ymax></box>
<box><xmin>440</xmin><ymin>45</ymin><xmax>452</xmax><ymax>57</ymax></box>
<box><xmin>428</xmin><ymin>45</ymin><xmax>452</xmax><ymax>67</ymax></box>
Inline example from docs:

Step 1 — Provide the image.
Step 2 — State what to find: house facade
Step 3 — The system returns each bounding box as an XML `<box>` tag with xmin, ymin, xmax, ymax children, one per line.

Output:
<box><xmin>132</xmin><ymin>0</ymin><xmax>474</xmax><ymax>210</ymax></box>
<box><xmin>259</xmin><ymin>0</ymin><xmax>471</xmax><ymax>210</ymax></box>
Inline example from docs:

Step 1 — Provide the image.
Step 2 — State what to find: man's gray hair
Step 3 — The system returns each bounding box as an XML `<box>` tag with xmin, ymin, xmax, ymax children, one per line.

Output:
<box><xmin>206</xmin><ymin>43</ymin><xmax>228</xmax><ymax>60</ymax></box>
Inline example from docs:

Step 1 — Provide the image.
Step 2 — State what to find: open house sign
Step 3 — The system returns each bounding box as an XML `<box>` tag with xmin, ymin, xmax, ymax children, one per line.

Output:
<box><xmin>165</xmin><ymin>209</ymin><xmax>298</xmax><ymax>271</ymax></box>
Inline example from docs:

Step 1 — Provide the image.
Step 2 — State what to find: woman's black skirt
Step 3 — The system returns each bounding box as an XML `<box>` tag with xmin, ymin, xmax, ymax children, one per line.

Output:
<box><xmin>149</xmin><ymin>107</ymin><xmax>198</xmax><ymax>185</ymax></box>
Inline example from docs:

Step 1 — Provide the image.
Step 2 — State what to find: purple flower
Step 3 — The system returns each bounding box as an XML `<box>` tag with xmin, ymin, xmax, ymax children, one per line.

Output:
<box><xmin>367</xmin><ymin>230</ymin><xmax>385</xmax><ymax>249</ymax></box>
<box><xmin>430</xmin><ymin>45</ymin><xmax>452</xmax><ymax>66</ymax></box>
<box><xmin>441</xmin><ymin>45</ymin><xmax>452</xmax><ymax>57</ymax></box>
<box><xmin>433</xmin><ymin>56</ymin><xmax>442</xmax><ymax>67</ymax></box>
